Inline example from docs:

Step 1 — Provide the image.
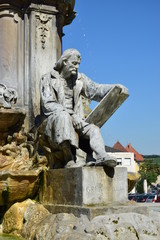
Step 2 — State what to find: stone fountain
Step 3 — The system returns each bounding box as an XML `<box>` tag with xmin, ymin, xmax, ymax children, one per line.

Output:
<box><xmin>0</xmin><ymin>0</ymin><xmax>129</xmax><ymax>213</ymax></box>
<box><xmin>1</xmin><ymin>2</ymin><xmax>157</xmax><ymax>240</ymax></box>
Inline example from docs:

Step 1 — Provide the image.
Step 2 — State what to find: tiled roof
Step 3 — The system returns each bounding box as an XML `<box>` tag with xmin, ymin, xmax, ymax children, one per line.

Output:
<box><xmin>113</xmin><ymin>141</ymin><xmax>127</xmax><ymax>152</ymax></box>
<box><xmin>126</xmin><ymin>144</ymin><xmax>144</xmax><ymax>161</ymax></box>
<box><xmin>105</xmin><ymin>145</ymin><xmax>122</xmax><ymax>153</ymax></box>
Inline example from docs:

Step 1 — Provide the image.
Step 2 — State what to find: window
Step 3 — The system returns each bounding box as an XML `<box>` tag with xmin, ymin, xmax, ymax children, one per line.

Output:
<box><xmin>123</xmin><ymin>158</ymin><xmax>131</xmax><ymax>166</ymax></box>
<box><xmin>117</xmin><ymin>158</ymin><xmax>122</xmax><ymax>165</ymax></box>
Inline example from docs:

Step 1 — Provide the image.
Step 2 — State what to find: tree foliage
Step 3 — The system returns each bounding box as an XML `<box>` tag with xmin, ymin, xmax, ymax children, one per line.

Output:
<box><xmin>139</xmin><ymin>159</ymin><xmax>160</xmax><ymax>185</ymax></box>
<box><xmin>136</xmin><ymin>158</ymin><xmax>160</xmax><ymax>193</ymax></box>
<box><xmin>143</xmin><ymin>155</ymin><xmax>160</xmax><ymax>159</ymax></box>
<box><xmin>136</xmin><ymin>178</ymin><xmax>144</xmax><ymax>194</ymax></box>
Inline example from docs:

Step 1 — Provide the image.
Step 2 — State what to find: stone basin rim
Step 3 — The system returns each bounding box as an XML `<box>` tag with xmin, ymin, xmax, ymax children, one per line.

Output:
<box><xmin>0</xmin><ymin>170</ymin><xmax>42</xmax><ymax>178</ymax></box>
<box><xmin>0</xmin><ymin>108</ymin><xmax>26</xmax><ymax>114</ymax></box>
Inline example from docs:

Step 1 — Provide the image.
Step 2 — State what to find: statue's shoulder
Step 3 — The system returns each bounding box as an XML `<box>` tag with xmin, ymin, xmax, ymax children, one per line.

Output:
<box><xmin>50</xmin><ymin>70</ymin><xmax>60</xmax><ymax>80</ymax></box>
<box><xmin>41</xmin><ymin>72</ymin><xmax>51</xmax><ymax>82</ymax></box>
<box><xmin>78</xmin><ymin>72</ymin><xmax>92</xmax><ymax>85</ymax></box>
<box><xmin>77</xmin><ymin>72</ymin><xmax>89</xmax><ymax>83</ymax></box>
<box><xmin>41</xmin><ymin>70</ymin><xmax>60</xmax><ymax>83</ymax></box>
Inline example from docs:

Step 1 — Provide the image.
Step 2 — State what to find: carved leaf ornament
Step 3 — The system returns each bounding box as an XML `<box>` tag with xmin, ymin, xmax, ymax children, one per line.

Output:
<box><xmin>36</xmin><ymin>13</ymin><xmax>52</xmax><ymax>49</ymax></box>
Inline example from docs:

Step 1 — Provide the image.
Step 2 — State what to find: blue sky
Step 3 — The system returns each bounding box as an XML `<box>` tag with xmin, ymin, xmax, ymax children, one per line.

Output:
<box><xmin>63</xmin><ymin>0</ymin><xmax>160</xmax><ymax>155</ymax></box>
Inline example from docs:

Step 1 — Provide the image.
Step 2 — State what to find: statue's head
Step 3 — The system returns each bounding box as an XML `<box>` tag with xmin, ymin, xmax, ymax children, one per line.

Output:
<box><xmin>54</xmin><ymin>48</ymin><xmax>81</xmax><ymax>78</ymax></box>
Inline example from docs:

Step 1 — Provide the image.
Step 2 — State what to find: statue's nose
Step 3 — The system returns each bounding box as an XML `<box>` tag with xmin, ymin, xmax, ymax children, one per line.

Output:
<box><xmin>75</xmin><ymin>65</ymin><xmax>79</xmax><ymax>69</ymax></box>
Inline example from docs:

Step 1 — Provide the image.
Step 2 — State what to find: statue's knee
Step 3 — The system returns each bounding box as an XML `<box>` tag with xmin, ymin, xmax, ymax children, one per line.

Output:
<box><xmin>58</xmin><ymin>111</ymin><xmax>71</xmax><ymax>121</ymax></box>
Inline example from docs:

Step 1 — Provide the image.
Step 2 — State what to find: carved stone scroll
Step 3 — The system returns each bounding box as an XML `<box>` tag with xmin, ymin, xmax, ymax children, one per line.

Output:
<box><xmin>0</xmin><ymin>83</ymin><xmax>17</xmax><ymax>109</ymax></box>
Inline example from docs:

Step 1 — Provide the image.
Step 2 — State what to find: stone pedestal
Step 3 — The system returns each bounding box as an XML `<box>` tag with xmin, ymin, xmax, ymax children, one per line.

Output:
<box><xmin>39</xmin><ymin>167</ymin><xmax>128</xmax><ymax>218</ymax></box>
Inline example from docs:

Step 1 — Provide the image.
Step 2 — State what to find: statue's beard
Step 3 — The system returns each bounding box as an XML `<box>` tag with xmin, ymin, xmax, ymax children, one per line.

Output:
<box><xmin>66</xmin><ymin>71</ymin><xmax>78</xmax><ymax>81</ymax></box>
<box><xmin>61</xmin><ymin>69</ymin><xmax>78</xmax><ymax>83</ymax></box>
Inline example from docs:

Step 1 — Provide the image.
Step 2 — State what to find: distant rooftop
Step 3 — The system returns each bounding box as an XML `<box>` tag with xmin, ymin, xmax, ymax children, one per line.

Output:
<box><xmin>105</xmin><ymin>145</ymin><xmax>124</xmax><ymax>153</ymax></box>
<box><xmin>126</xmin><ymin>144</ymin><xmax>144</xmax><ymax>162</ymax></box>
<box><xmin>110</xmin><ymin>141</ymin><xmax>144</xmax><ymax>162</ymax></box>
<box><xmin>113</xmin><ymin>141</ymin><xmax>127</xmax><ymax>152</ymax></box>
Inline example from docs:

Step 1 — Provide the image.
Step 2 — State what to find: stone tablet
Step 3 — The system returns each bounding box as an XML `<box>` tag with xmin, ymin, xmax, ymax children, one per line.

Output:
<box><xmin>85</xmin><ymin>86</ymin><xmax>129</xmax><ymax>128</ymax></box>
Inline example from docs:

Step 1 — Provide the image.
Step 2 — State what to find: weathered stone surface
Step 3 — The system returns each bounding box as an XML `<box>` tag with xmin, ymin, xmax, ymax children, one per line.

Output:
<box><xmin>39</xmin><ymin>167</ymin><xmax>128</xmax><ymax>207</ymax></box>
<box><xmin>3</xmin><ymin>201</ymin><xmax>96</xmax><ymax>240</ymax></box>
<box><xmin>0</xmin><ymin>129</ymin><xmax>48</xmax><ymax>206</ymax></box>
<box><xmin>21</xmin><ymin>203</ymin><xmax>50</xmax><ymax>239</ymax></box>
<box><xmin>0</xmin><ymin>109</ymin><xmax>25</xmax><ymax>133</ymax></box>
<box><xmin>0</xmin><ymin>170</ymin><xmax>41</xmax><ymax>206</ymax></box>
<box><xmin>0</xmin><ymin>1</ymin><xmax>76</xmax><ymax>129</ymax></box>
<box><xmin>0</xmin><ymin>83</ymin><xmax>17</xmax><ymax>109</ymax></box>
<box><xmin>0</xmin><ymin>5</ymin><xmax>25</xmax><ymax>116</ymax></box>
<box><xmin>44</xmin><ymin>202</ymin><xmax>160</xmax><ymax>220</ymax></box>
<box><xmin>0</xmin><ymin>134</ymin><xmax>47</xmax><ymax>172</ymax></box>
<box><xmin>0</xmin><ymin>1</ymin><xmax>76</xmax><ymax>26</ymax></box>
<box><xmin>2</xmin><ymin>200</ymin><xmax>160</xmax><ymax>240</ymax></box>
<box><xmin>1</xmin><ymin>127</ymin><xmax>47</xmax><ymax>162</ymax></box>
<box><xmin>33</xmin><ymin>213</ymin><xmax>95</xmax><ymax>240</ymax></box>
<box><xmin>0</xmin><ymin>109</ymin><xmax>25</xmax><ymax>145</ymax></box>
<box><xmin>2</xmin><ymin>199</ymin><xmax>35</xmax><ymax>236</ymax></box>
<box><xmin>91</xmin><ymin>212</ymin><xmax>160</xmax><ymax>240</ymax></box>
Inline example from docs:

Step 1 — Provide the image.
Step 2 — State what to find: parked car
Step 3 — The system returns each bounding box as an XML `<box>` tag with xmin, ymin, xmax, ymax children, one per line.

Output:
<box><xmin>136</xmin><ymin>194</ymin><xmax>149</xmax><ymax>203</ymax></box>
<box><xmin>128</xmin><ymin>194</ymin><xmax>139</xmax><ymax>201</ymax></box>
<box><xmin>146</xmin><ymin>194</ymin><xmax>157</xmax><ymax>203</ymax></box>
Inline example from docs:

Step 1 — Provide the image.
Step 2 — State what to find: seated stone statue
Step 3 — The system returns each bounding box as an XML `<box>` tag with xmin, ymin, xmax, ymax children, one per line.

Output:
<box><xmin>40</xmin><ymin>48</ymin><xmax>128</xmax><ymax>168</ymax></box>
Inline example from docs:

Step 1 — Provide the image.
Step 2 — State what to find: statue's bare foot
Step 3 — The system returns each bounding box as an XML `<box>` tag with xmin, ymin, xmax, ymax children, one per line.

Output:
<box><xmin>95</xmin><ymin>156</ymin><xmax>117</xmax><ymax>168</ymax></box>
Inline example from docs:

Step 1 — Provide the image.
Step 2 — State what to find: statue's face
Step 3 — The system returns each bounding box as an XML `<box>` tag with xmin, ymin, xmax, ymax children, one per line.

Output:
<box><xmin>63</xmin><ymin>54</ymin><xmax>80</xmax><ymax>78</ymax></box>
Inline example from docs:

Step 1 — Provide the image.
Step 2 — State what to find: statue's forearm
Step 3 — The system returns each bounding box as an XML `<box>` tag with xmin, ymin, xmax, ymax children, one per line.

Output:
<box><xmin>91</xmin><ymin>84</ymin><xmax>129</xmax><ymax>102</ymax></box>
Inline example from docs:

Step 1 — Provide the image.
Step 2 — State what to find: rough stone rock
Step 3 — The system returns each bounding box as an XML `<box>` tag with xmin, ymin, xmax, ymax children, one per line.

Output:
<box><xmin>0</xmin><ymin>109</ymin><xmax>25</xmax><ymax>145</ymax></box>
<box><xmin>21</xmin><ymin>203</ymin><xmax>50</xmax><ymax>240</ymax></box>
<box><xmin>91</xmin><ymin>212</ymin><xmax>160</xmax><ymax>240</ymax></box>
<box><xmin>0</xmin><ymin>170</ymin><xmax>42</xmax><ymax>206</ymax></box>
<box><xmin>0</xmin><ymin>132</ymin><xmax>48</xmax><ymax>172</ymax></box>
<box><xmin>2</xmin><ymin>199</ymin><xmax>35</xmax><ymax>236</ymax></box>
<box><xmin>2</xmin><ymin>200</ymin><xmax>160</xmax><ymax>240</ymax></box>
<box><xmin>24</xmin><ymin>212</ymin><xmax>96</xmax><ymax>240</ymax></box>
<box><xmin>0</xmin><ymin>130</ymin><xmax>48</xmax><ymax>207</ymax></box>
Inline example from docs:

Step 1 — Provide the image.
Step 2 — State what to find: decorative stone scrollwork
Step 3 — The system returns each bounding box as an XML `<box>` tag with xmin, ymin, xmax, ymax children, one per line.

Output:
<box><xmin>7</xmin><ymin>10</ymin><xmax>19</xmax><ymax>23</ymax></box>
<box><xmin>0</xmin><ymin>83</ymin><xmax>17</xmax><ymax>109</ymax></box>
<box><xmin>36</xmin><ymin>13</ymin><xmax>52</xmax><ymax>49</ymax></box>
<box><xmin>0</xmin><ymin>4</ymin><xmax>23</xmax><ymax>23</ymax></box>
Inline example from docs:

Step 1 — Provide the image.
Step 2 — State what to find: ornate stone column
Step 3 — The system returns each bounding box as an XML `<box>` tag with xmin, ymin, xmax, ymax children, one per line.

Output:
<box><xmin>0</xmin><ymin>0</ymin><xmax>76</xmax><ymax>130</ymax></box>
<box><xmin>0</xmin><ymin>3</ymin><xmax>24</xmax><ymax>108</ymax></box>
